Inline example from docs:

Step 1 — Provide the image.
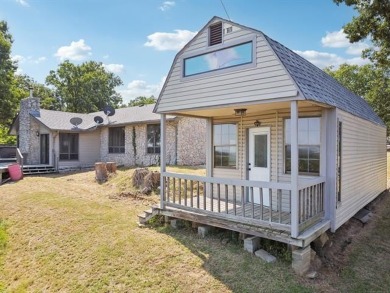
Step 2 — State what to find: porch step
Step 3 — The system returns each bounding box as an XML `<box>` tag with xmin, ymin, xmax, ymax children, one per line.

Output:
<box><xmin>137</xmin><ymin>206</ymin><xmax>160</xmax><ymax>225</ymax></box>
<box><xmin>23</xmin><ymin>165</ymin><xmax>57</xmax><ymax>175</ymax></box>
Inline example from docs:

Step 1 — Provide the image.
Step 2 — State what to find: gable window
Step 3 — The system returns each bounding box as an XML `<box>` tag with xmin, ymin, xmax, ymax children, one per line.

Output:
<box><xmin>285</xmin><ymin>117</ymin><xmax>320</xmax><ymax>175</ymax></box>
<box><xmin>213</xmin><ymin>124</ymin><xmax>236</xmax><ymax>168</ymax></box>
<box><xmin>109</xmin><ymin>127</ymin><xmax>125</xmax><ymax>153</ymax></box>
<box><xmin>209</xmin><ymin>22</ymin><xmax>222</xmax><ymax>46</ymax></box>
<box><xmin>59</xmin><ymin>133</ymin><xmax>79</xmax><ymax>160</ymax></box>
<box><xmin>147</xmin><ymin>124</ymin><xmax>160</xmax><ymax>154</ymax></box>
<box><xmin>184</xmin><ymin>41</ymin><xmax>253</xmax><ymax>77</ymax></box>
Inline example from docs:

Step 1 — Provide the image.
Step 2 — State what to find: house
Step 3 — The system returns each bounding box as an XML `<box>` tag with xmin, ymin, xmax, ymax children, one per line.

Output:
<box><xmin>9</xmin><ymin>93</ymin><xmax>206</xmax><ymax>171</ymax></box>
<box><xmin>152</xmin><ymin>17</ymin><xmax>387</xmax><ymax>274</ymax></box>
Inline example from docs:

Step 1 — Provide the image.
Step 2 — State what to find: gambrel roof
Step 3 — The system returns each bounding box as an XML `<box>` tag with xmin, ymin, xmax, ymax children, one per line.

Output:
<box><xmin>155</xmin><ymin>16</ymin><xmax>384</xmax><ymax>127</ymax></box>
<box><xmin>264</xmin><ymin>36</ymin><xmax>384</xmax><ymax>126</ymax></box>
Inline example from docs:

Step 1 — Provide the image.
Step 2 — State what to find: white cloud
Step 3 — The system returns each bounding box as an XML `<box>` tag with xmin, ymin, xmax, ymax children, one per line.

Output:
<box><xmin>321</xmin><ymin>29</ymin><xmax>350</xmax><ymax>48</ymax></box>
<box><xmin>12</xmin><ymin>55</ymin><xmax>25</xmax><ymax>63</ymax></box>
<box><xmin>144</xmin><ymin>30</ymin><xmax>197</xmax><ymax>51</ymax></box>
<box><xmin>294</xmin><ymin>50</ymin><xmax>370</xmax><ymax>69</ymax></box>
<box><xmin>11</xmin><ymin>55</ymin><xmax>46</xmax><ymax>65</ymax></box>
<box><xmin>103</xmin><ymin>63</ymin><xmax>124</xmax><ymax>74</ymax></box>
<box><xmin>321</xmin><ymin>29</ymin><xmax>370</xmax><ymax>56</ymax></box>
<box><xmin>346</xmin><ymin>42</ymin><xmax>370</xmax><ymax>55</ymax></box>
<box><xmin>159</xmin><ymin>1</ymin><xmax>175</xmax><ymax>11</ymax></box>
<box><xmin>55</xmin><ymin>39</ymin><xmax>92</xmax><ymax>61</ymax></box>
<box><xmin>119</xmin><ymin>76</ymin><xmax>166</xmax><ymax>103</ymax></box>
<box><xmin>33</xmin><ymin>56</ymin><xmax>46</xmax><ymax>64</ymax></box>
<box><xmin>103</xmin><ymin>55</ymin><xmax>109</xmax><ymax>59</ymax></box>
<box><xmin>15</xmin><ymin>0</ymin><xmax>29</xmax><ymax>7</ymax></box>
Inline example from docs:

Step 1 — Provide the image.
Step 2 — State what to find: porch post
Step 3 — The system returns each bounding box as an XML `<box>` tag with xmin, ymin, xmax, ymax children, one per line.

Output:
<box><xmin>160</xmin><ymin>114</ymin><xmax>166</xmax><ymax>209</ymax></box>
<box><xmin>290</xmin><ymin>101</ymin><xmax>299</xmax><ymax>238</ymax></box>
<box><xmin>205</xmin><ymin>118</ymin><xmax>213</xmax><ymax>197</ymax></box>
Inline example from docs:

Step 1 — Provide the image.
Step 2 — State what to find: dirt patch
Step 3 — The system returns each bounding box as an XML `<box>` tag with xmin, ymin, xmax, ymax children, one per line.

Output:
<box><xmin>304</xmin><ymin>189</ymin><xmax>390</xmax><ymax>291</ymax></box>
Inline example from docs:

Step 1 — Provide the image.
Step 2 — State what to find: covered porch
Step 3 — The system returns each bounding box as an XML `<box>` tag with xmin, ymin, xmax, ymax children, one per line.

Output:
<box><xmin>157</xmin><ymin>100</ymin><xmax>334</xmax><ymax>245</ymax></box>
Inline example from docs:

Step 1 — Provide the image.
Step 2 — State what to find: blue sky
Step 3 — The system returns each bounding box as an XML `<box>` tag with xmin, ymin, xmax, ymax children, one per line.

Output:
<box><xmin>1</xmin><ymin>0</ymin><xmax>369</xmax><ymax>104</ymax></box>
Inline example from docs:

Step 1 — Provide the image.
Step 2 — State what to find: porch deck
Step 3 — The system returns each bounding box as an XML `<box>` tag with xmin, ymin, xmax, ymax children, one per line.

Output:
<box><xmin>159</xmin><ymin>172</ymin><xmax>327</xmax><ymax>245</ymax></box>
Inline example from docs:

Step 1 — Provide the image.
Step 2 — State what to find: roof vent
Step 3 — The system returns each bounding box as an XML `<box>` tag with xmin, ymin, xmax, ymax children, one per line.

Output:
<box><xmin>209</xmin><ymin>22</ymin><xmax>222</xmax><ymax>46</ymax></box>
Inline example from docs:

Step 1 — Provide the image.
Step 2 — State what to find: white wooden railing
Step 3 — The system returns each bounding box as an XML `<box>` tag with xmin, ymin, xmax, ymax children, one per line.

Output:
<box><xmin>161</xmin><ymin>172</ymin><xmax>326</xmax><ymax>236</ymax></box>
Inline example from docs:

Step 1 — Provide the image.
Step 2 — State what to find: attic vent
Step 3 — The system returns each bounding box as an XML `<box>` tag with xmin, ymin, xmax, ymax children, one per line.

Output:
<box><xmin>226</xmin><ymin>26</ymin><xmax>233</xmax><ymax>33</ymax></box>
<box><xmin>209</xmin><ymin>22</ymin><xmax>222</xmax><ymax>46</ymax></box>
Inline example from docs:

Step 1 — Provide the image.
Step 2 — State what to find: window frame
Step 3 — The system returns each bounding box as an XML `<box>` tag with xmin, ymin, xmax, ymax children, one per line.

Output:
<box><xmin>213</xmin><ymin>123</ymin><xmax>238</xmax><ymax>169</ymax></box>
<box><xmin>108</xmin><ymin>127</ymin><xmax>125</xmax><ymax>154</ymax></box>
<box><xmin>146</xmin><ymin>124</ymin><xmax>161</xmax><ymax>154</ymax></box>
<box><xmin>180</xmin><ymin>36</ymin><xmax>257</xmax><ymax>81</ymax></box>
<box><xmin>284</xmin><ymin>117</ymin><xmax>321</xmax><ymax>176</ymax></box>
<box><xmin>59</xmin><ymin>133</ymin><xmax>79</xmax><ymax>161</ymax></box>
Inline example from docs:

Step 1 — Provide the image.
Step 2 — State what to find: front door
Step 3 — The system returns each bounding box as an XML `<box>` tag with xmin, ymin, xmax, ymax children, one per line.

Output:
<box><xmin>248</xmin><ymin>127</ymin><xmax>271</xmax><ymax>205</ymax></box>
<box><xmin>40</xmin><ymin>134</ymin><xmax>49</xmax><ymax>164</ymax></box>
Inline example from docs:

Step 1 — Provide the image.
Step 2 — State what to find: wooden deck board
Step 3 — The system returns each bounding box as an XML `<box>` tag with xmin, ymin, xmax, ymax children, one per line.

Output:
<box><xmin>167</xmin><ymin>195</ymin><xmax>291</xmax><ymax>225</ymax></box>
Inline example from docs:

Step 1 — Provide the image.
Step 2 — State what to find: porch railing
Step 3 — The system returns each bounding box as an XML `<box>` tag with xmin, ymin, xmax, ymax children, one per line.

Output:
<box><xmin>161</xmin><ymin>172</ymin><xmax>325</xmax><ymax>237</ymax></box>
<box><xmin>16</xmin><ymin>148</ymin><xmax>24</xmax><ymax>169</ymax></box>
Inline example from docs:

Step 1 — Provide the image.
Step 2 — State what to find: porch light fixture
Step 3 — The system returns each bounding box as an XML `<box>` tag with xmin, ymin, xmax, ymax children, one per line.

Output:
<box><xmin>234</xmin><ymin>108</ymin><xmax>247</xmax><ymax>116</ymax></box>
<box><xmin>36</xmin><ymin>131</ymin><xmax>40</xmax><ymax>137</ymax></box>
<box><xmin>254</xmin><ymin>120</ymin><xmax>261</xmax><ymax>127</ymax></box>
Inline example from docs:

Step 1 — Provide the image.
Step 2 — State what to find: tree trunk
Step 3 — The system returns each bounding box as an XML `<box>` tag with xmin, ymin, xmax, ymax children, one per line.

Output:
<box><xmin>95</xmin><ymin>162</ymin><xmax>108</xmax><ymax>182</ymax></box>
<box><xmin>106</xmin><ymin>162</ymin><xmax>117</xmax><ymax>174</ymax></box>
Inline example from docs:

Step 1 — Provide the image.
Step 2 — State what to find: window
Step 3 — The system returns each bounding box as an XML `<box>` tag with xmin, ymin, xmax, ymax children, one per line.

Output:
<box><xmin>147</xmin><ymin>124</ymin><xmax>160</xmax><ymax>154</ymax></box>
<box><xmin>109</xmin><ymin>127</ymin><xmax>125</xmax><ymax>153</ymax></box>
<box><xmin>285</xmin><ymin>117</ymin><xmax>320</xmax><ymax>175</ymax></box>
<box><xmin>213</xmin><ymin>124</ymin><xmax>236</xmax><ymax>168</ymax></box>
<box><xmin>184</xmin><ymin>41</ymin><xmax>253</xmax><ymax>77</ymax></box>
<box><xmin>59</xmin><ymin>133</ymin><xmax>79</xmax><ymax>160</ymax></box>
<box><xmin>209</xmin><ymin>22</ymin><xmax>222</xmax><ymax>46</ymax></box>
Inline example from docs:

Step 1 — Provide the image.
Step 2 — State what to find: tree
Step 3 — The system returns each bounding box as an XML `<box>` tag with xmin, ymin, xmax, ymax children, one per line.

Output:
<box><xmin>0</xmin><ymin>21</ymin><xmax>18</xmax><ymax>125</ymax></box>
<box><xmin>46</xmin><ymin>60</ymin><xmax>123</xmax><ymax>113</ymax></box>
<box><xmin>334</xmin><ymin>0</ymin><xmax>390</xmax><ymax>68</ymax></box>
<box><xmin>325</xmin><ymin>63</ymin><xmax>390</xmax><ymax>135</ymax></box>
<box><xmin>126</xmin><ymin>96</ymin><xmax>156</xmax><ymax>107</ymax></box>
<box><xmin>15</xmin><ymin>75</ymin><xmax>61</xmax><ymax>111</ymax></box>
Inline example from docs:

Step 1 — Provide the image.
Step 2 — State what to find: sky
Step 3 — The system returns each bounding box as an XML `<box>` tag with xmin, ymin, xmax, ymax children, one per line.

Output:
<box><xmin>0</xmin><ymin>0</ymin><xmax>369</xmax><ymax>104</ymax></box>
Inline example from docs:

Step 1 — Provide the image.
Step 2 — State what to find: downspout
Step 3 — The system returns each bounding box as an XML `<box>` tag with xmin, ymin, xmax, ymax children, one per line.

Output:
<box><xmin>174</xmin><ymin>119</ymin><xmax>178</xmax><ymax>165</ymax></box>
<box><xmin>276</xmin><ymin>111</ymin><xmax>279</xmax><ymax>182</ymax></box>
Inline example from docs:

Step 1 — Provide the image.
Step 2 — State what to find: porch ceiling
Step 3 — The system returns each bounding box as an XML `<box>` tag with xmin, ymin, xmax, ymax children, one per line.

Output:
<box><xmin>166</xmin><ymin>100</ymin><xmax>330</xmax><ymax>118</ymax></box>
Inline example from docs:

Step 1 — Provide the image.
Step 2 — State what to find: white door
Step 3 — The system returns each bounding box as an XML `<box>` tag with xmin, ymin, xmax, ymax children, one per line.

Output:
<box><xmin>248</xmin><ymin>127</ymin><xmax>271</xmax><ymax>205</ymax></box>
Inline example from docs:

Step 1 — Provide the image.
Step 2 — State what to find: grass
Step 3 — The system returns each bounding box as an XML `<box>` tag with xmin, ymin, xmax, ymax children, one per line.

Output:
<box><xmin>0</xmin><ymin>167</ymin><xmax>307</xmax><ymax>292</ymax></box>
<box><xmin>0</xmin><ymin>155</ymin><xmax>388</xmax><ymax>292</ymax></box>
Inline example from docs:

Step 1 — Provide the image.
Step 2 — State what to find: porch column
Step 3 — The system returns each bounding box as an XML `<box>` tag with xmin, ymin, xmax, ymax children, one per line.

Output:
<box><xmin>290</xmin><ymin>101</ymin><xmax>299</xmax><ymax>238</ymax></box>
<box><xmin>160</xmin><ymin>114</ymin><xmax>166</xmax><ymax>209</ymax></box>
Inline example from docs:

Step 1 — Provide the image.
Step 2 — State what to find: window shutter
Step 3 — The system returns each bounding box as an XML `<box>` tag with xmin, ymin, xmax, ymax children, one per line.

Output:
<box><xmin>209</xmin><ymin>22</ymin><xmax>222</xmax><ymax>46</ymax></box>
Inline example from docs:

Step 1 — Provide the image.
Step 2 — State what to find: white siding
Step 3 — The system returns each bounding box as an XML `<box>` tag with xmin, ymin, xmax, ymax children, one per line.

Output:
<box><xmin>211</xmin><ymin>105</ymin><xmax>323</xmax><ymax>207</ymax></box>
<box><xmin>334</xmin><ymin>110</ymin><xmax>387</xmax><ymax>230</ymax></box>
<box><xmin>157</xmin><ymin>19</ymin><xmax>298</xmax><ymax>113</ymax></box>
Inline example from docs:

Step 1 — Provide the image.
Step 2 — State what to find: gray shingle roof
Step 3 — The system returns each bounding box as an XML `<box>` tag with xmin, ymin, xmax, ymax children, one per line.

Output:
<box><xmin>264</xmin><ymin>35</ymin><xmax>384</xmax><ymax>126</ymax></box>
<box><xmin>32</xmin><ymin>104</ymin><xmax>174</xmax><ymax>131</ymax></box>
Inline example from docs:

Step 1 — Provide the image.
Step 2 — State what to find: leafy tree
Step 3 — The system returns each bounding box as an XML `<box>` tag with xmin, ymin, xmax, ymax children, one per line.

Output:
<box><xmin>334</xmin><ymin>0</ymin><xmax>390</xmax><ymax>68</ymax></box>
<box><xmin>126</xmin><ymin>96</ymin><xmax>156</xmax><ymax>107</ymax></box>
<box><xmin>46</xmin><ymin>60</ymin><xmax>123</xmax><ymax>113</ymax></box>
<box><xmin>325</xmin><ymin>63</ymin><xmax>390</xmax><ymax>135</ymax></box>
<box><xmin>15</xmin><ymin>75</ymin><xmax>60</xmax><ymax>110</ymax></box>
<box><xmin>0</xmin><ymin>21</ymin><xmax>17</xmax><ymax>125</ymax></box>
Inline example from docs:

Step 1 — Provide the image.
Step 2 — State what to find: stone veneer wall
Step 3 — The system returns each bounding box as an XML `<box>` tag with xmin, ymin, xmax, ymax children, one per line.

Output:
<box><xmin>18</xmin><ymin>97</ymin><xmax>41</xmax><ymax>165</ymax></box>
<box><xmin>100</xmin><ymin>121</ymin><xmax>177</xmax><ymax>167</ymax></box>
<box><xmin>176</xmin><ymin>117</ymin><xmax>206</xmax><ymax>166</ymax></box>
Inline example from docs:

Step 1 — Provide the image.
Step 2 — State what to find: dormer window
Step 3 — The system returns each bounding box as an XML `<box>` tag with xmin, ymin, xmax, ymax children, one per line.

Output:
<box><xmin>209</xmin><ymin>22</ymin><xmax>222</xmax><ymax>46</ymax></box>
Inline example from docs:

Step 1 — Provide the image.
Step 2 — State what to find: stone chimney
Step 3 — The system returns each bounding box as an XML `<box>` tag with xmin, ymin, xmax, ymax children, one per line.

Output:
<box><xmin>18</xmin><ymin>86</ymin><xmax>41</xmax><ymax>164</ymax></box>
